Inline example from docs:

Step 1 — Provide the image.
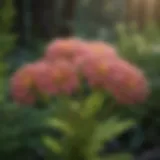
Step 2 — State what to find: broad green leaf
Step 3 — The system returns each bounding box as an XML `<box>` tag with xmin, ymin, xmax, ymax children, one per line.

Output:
<box><xmin>81</xmin><ymin>92</ymin><xmax>105</xmax><ymax>118</ymax></box>
<box><xmin>94</xmin><ymin>118</ymin><xmax>135</xmax><ymax>142</ymax></box>
<box><xmin>42</xmin><ymin>136</ymin><xmax>62</xmax><ymax>154</ymax></box>
<box><xmin>101</xmin><ymin>153</ymin><xmax>133</xmax><ymax>160</ymax></box>
<box><xmin>87</xmin><ymin>117</ymin><xmax>135</xmax><ymax>156</ymax></box>
<box><xmin>47</xmin><ymin>118</ymin><xmax>74</xmax><ymax>136</ymax></box>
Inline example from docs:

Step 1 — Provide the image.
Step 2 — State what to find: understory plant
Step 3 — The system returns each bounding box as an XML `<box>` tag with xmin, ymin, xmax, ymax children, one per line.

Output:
<box><xmin>115</xmin><ymin>22</ymin><xmax>160</xmax><ymax>61</ymax></box>
<box><xmin>114</xmin><ymin>22</ymin><xmax>160</xmax><ymax>150</ymax></box>
<box><xmin>0</xmin><ymin>0</ymin><xmax>16</xmax><ymax>99</ymax></box>
<box><xmin>10</xmin><ymin>38</ymin><xmax>149</xmax><ymax>160</ymax></box>
<box><xmin>0</xmin><ymin>1</ymin><xmax>52</xmax><ymax>159</ymax></box>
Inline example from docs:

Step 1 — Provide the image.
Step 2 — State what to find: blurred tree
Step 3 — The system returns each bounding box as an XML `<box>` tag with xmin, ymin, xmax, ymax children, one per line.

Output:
<box><xmin>32</xmin><ymin>0</ymin><xmax>57</xmax><ymax>39</ymax></box>
<box><xmin>0</xmin><ymin>2</ymin><xmax>50</xmax><ymax>159</ymax></box>
<box><xmin>74</xmin><ymin>0</ymin><xmax>125</xmax><ymax>40</ymax></box>
<box><xmin>14</xmin><ymin>0</ymin><xmax>77</xmax><ymax>41</ymax></box>
<box><xmin>57</xmin><ymin>0</ymin><xmax>77</xmax><ymax>37</ymax></box>
<box><xmin>125</xmin><ymin>0</ymin><xmax>160</xmax><ymax>28</ymax></box>
<box><xmin>0</xmin><ymin>0</ymin><xmax>17</xmax><ymax>61</ymax></box>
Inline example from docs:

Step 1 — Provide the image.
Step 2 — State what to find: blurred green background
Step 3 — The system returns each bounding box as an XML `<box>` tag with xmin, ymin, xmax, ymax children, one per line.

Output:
<box><xmin>0</xmin><ymin>0</ymin><xmax>160</xmax><ymax>159</ymax></box>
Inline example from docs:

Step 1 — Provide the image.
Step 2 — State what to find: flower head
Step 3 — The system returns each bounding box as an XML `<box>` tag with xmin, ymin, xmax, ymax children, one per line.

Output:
<box><xmin>81</xmin><ymin>52</ymin><xmax>149</xmax><ymax>104</ymax></box>
<box><xmin>78</xmin><ymin>41</ymin><xmax>119</xmax><ymax>75</ymax></box>
<box><xmin>49</xmin><ymin>60</ymin><xmax>80</xmax><ymax>95</ymax></box>
<box><xmin>44</xmin><ymin>38</ymin><xmax>83</xmax><ymax>62</ymax></box>
<box><xmin>30</xmin><ymin>61</ymin><xmax>57</xmax><ymax>96</ymax></box>
<box><xmin>81</xmin><ymin>53</ymin><xmax>109</xmax><ymax>88</ymax></box>
<box><xmin>10</xmin><ymin>64</ymin><xmax>36</xmax><ymax>105</ymax></box>
<box><xmin>88</xmin><ymin>41</ymin><xmax>118</xmax><ymax>59</ymax></box>
<box><xmin>10</xmin><ymin>59</ymin><xmax>80</xmax><ymax>104</ymax></box>
<box><xmin>11</xmin><ymin>38</ymin><xmax>149</xmax><ymax>106</ymax></box>
<box><xmin>103</xmin><ymin>59</ymin><xmax>149</xmax><ymax>104</ymax></box>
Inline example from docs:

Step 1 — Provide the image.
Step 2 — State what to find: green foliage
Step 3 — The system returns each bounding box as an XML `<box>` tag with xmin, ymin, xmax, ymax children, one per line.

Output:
<box><xmin>0</xmin><ymin>105</ymin><xmax>52</xmax><ymax>152</ymax></box>
<box><xmin>114</xmin><ymin>22</ymin><xmax>160</xmax><ymax>147</ymax></box>
<box><xmin>47</xmin><ymin>118</ymin><xmax>74</xmax><ymax>136</ymax></box>
<box><xmin>0</xmin><ymin>0</ymin><xmax>17</xmax><ymax>57</ymax></box>
<box><xmin>43</xmin><ymin>136</ymin><xmax>62</xmax><ymax>154</ymax></box>
<box><xmin>0</xmin><ymin>1</ymin><xmax>53</xmax><ymax>159</ymax></box>
<box><xmin>81</xmin><ymin>91</ymin><xmax>105</xmax><ymax>118</ymax></box>
<box><xmin>115</xmin><ymin>22</ymin><xmax>160</xmax><ymax>108</ymax></box>
<box><xmin>115</xmin><ymin>22</ymin><xmax>160</xmax><ymax>60</ymax></box>
<box><xmin>42</xmin><ymin>94</ymin><xmax>134</xmax><ymax>160</ymax></box>
<box><xmin>0</xmin><ymin>0</ymin><xmax>17</xmax><ymax>99</ymax></box>
<box><xmin>87</xmin><ymin>118</ymin><xmax>135</xmax><ymax>156</ymax></box>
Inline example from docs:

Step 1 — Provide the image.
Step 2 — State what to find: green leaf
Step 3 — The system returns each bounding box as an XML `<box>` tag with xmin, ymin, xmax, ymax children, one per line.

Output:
<box><xmin>47</xmin><ymin>118</ymin><xmax>74</xmax><ymax>136</ymax></box>
<box><xmin>95</xmin><ymin>117</ymin><xmax>135</xmax><ymax>141</ymax></box>
<box><xmin>87</xmin><ymin>117</ymin><xmax>135</xmax><ymax>157</ymax></box>
<box><xmin>101</xmin><ymin>153</ymin><xmax>133</xmax><ymax>160</ymax></box>
<box><xmin>42</xmin><ymin>136</ymin><xmax>62</xmax><ymax>154</ymax></box>
<box><xmin>81</xmin><ymin>91</ymin><xmax>105</xmax><ymax>118</ymax></box>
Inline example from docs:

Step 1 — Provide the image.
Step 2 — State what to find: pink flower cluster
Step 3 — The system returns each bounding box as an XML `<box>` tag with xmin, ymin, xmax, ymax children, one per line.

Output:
<box><xmin>10</xmin><ymin>38</ymin><xmax>149</xmax><ymax>105</ymax></box>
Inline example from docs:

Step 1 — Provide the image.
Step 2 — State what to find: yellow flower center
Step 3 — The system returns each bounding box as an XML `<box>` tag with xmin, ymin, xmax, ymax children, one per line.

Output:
<box><xmin>23</xmin><ymin>76</ymin><xmax>32</xmax><ymax>87</ymax></box>
<box><xmin>54</xmin><ymin>70</ymin><xmax>66</xmax><ymax>84</ymax></box>
<box><xmin>97</xmin><ymin>63</ymin><xmax>107</xmax><ymax>75</ymax></box>
<box><xmin>126</xmin><ymin>77</ymin><xmax>136</xmax><ymax>89</ymax></box>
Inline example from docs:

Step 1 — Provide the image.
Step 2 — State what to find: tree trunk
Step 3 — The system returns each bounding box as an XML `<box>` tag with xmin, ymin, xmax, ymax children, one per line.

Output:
<box><xmin>32</xmin><ymin>0</ymin><xmax>57</xmax><ymax>39</ymax></box>
<box><xmin>14</xmin><ymin>0</ymin><xmax>77</xmax><ymax>39</ymax></box>
<box><xmin>57</xmin><ymin>0</ymin><xmax>77</xmax><ymax>37</ymax></box>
